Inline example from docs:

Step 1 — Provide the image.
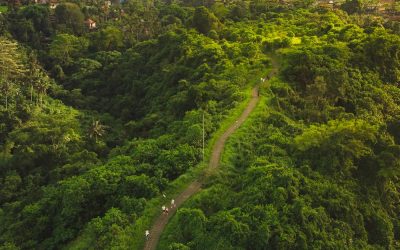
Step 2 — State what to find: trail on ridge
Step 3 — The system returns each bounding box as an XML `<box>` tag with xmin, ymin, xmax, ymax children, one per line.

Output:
<box><xmin>143</xmin><ymin>59</ymin><xmax>278</xmax><ymax>250</ymax></box>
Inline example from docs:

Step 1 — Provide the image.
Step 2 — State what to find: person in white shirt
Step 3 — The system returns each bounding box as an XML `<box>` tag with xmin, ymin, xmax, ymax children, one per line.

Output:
<box><xmin>171</xmin><ymin>199</ymin><xmax>175</xmax><ymax>208</ymax></box>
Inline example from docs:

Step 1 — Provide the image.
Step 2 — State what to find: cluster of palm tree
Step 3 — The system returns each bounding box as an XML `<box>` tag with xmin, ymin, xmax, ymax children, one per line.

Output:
<box><xmin>0</xmin><ymin>37</ymin><xmax>51</xmax><ymax>110</ymax></box>
<box><xmin>28</xmin><ymin>54</ymin><xmax>51</xmax><ymax>107</ymax></box>
<box><xmin>0</xmin><ymin>38</ymin><xmax>25</xmax><ymax>110</ymax></box>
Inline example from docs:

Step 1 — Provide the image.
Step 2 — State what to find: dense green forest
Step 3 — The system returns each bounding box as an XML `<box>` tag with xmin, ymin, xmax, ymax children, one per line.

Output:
<box><xmin>160</xmin><ymin>7</ymin><xmax>400</xmax><ymax>250</ymax></box>
<box><xmin>0</xmin><ymin>0</ymin><xmax>399</xmax><ymax>249</ymax></box>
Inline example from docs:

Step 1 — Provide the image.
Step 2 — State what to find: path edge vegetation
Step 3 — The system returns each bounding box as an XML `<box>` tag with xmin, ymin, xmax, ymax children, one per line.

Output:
<box><xmin>131</xmin><ymin>66</ymin><xmax>273</xmax><ymax>250</ymax></box>
<box><xmin>156</xmin><ymin>58</ymin><xmax>279</xmax><ymax>249</ymax></box>
<box><xmin>65</xmin><ymin>64</ymin><xmax>273</xmax><ymax>250</ymax></box>
<box><xmin>132</xmin><ymin>65</ymin><xmax>271</xmax><ymax>249</ymax></box>
<box><xmin>3</xmin><ymin>1</ymin><xmax>400</xmax><ymax>248</ymax></box>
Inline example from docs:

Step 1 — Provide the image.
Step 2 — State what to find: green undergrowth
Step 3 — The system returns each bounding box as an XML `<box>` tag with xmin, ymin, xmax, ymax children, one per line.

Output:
<box><xmin>0</xmin><ymin>6</ymin><xmax>7</xmax><ymax>13</ymax></box>
<box><xmin>128</xmin><ymin>66</ymin><xmax>272</xmax><ymax>250</ymax></box>
<box><xmin>3</xmin><ymin>3</ymin><xmax>400</xmax><ymax>250</ymax></box>
<box><xmin>220</xmin><ymin>93</ymin><xmax>271</xmax><ymax>170</ymax></box>
<box><xmin>156</xmin><ymin>70</ymin><xmax>277</xmax><ymax>250</ymax></box>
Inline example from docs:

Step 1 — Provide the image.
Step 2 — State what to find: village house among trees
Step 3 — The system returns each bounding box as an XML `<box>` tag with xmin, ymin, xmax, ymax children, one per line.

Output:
<box><xmin>84</xmin><ymin>18</ymin><xmax>96</xmax><ymax>29</ymax></box>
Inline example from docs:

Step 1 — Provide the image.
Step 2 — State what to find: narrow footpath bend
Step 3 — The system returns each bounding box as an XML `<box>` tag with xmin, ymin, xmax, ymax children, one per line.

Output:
<box><xmin>144</xmin><ymin>65</ymin><xmax>278</xmax><ymax>250</ymax></box>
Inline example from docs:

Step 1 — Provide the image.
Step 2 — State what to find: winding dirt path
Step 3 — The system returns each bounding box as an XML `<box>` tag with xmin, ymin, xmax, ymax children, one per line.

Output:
<box><xmin>143</xmin><ymin>64</ymin><xmax>278</xmax><ymax>250</ymax></box>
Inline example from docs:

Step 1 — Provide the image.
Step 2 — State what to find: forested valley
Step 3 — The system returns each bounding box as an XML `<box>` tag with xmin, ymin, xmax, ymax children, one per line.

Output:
<box><xmin>0</xmin><ymin>0</ymin><xmax>399</xmax><ymax>249</ymax></box>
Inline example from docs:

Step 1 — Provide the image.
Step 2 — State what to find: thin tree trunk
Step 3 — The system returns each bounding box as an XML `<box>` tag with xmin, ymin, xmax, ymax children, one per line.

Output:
<box><xmin>30</xmin><ymin>85</ymin><xmax>33</xmax><ymax>103</ymax></box>
<box><xmin>202</xmin><ymin>111</ymin><xmax>205</xmax><ymax>161</ymax></box>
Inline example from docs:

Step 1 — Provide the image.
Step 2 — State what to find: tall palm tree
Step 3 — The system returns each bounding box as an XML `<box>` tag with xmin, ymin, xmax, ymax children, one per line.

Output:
<box><xmin>35</xmin><ymin>73</ymin><xmax>50</xmax><ymax>107</ymax></box>
<box><xmin>0</xmin><ymin>76</ymin><xmax>19</xmax><ymax>110</ymax></box>
<box><xmin>28</xmin><ymin>54</ymin><xmax>40</xmax><ymax>103</ymax></box>
<box><xmin>89</xmin><ymin>120</ymin><xmax>107</xmax><ymax>142</ymax></box>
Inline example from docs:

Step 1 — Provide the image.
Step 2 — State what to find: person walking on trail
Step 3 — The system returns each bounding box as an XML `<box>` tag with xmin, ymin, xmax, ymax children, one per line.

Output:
<box><xmin>165</xmin><ymin>207</ymin><xmax>169</xmax><ymax>215</ymax></box>
<box><xmin>162</xmin><ymin>205</ymin><xmax>166</xmax><ymax>214</ymax></box>
<box><xmin>171</xmin><ymin>199</ymin><xmax>175</xmax><ymax>208</ymax></box>
<box><xmin>145</xmin><ymin>230</ymin><xmax>150</xmax><ymax>240</ymax></box>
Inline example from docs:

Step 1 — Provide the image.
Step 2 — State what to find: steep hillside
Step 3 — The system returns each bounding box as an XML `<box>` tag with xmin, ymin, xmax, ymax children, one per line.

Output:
<box><xmin>159</xmin><ymin>9</ymin><xmax>400</xmax><ymax>250</ymax></box>
<box><xmin>0</xmin><ymin>1</ymin><xmax>399</xmax><ymax>249</ymax></box>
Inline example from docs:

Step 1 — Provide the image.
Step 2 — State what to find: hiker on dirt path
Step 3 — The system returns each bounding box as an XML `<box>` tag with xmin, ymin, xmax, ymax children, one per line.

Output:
<box><xmin>171</xmin><ymin>199</ymin><xmax>175</xmax><ymax>208</ymax></box>
<box><xmin>165</xmin><ymin>208</ymin><xmax>169</xmax><ymax>215</ymax></box>
<box><xmin>162</xmin><ymin>205</ymin><xmax>166</xmax><ymax>214</ymax></box>
<box><xmin>145</xmin><ymin>230</ymin><xmax>150</xmax><ymax>240</ymax></box>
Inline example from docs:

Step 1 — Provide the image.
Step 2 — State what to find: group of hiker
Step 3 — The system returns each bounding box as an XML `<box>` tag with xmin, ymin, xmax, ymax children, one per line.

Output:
<box><xmin>145</xmin><ymin>197</ymin><xmax>177</xmax><ymax>241</ymax></box>
<box><xmin>162</xmin><ymin>198</ymin><xmax>176</xmax><ymax>215</ymax></box>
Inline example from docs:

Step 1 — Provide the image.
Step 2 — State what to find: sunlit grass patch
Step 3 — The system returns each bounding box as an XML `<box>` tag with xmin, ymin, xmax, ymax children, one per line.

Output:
<box><xmin>291</xmin><ymin>37</ymin><xmax>302</xmax><ymax>45</ymax></box>
<box><xmin>0</xmin><ymin>5</ymin><xmax>8</xmax><ymax>13</ymax></box>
